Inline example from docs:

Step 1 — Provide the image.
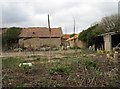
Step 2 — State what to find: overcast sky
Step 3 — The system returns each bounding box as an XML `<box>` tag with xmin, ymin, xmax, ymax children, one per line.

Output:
<box><xmin>0</xmin><ymin>0</ymin><xmax>119</xmax><ymax>34</ymax></box>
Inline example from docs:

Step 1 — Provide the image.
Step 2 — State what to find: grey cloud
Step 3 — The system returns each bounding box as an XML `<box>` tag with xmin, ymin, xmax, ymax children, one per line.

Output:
<box><xmin>0</xmin><ymin>0</ymin><xmax>119</xmax><ymax>33</ymax></box>
<box><xmin>2</xmin><ymin>3</ymin><xmax>30</xmax><ymax>25</ymax></box>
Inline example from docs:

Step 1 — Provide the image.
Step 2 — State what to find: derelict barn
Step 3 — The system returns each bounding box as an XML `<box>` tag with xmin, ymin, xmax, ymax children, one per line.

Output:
<box><xmin>95</xmin><ymin>32</ymin><xmax>120</xmax><ymax>51</ymax></box>
<box><xmin>19</xmin><ymin>27</ymin><xmax>63</xmax><ymax>50</ymax></box>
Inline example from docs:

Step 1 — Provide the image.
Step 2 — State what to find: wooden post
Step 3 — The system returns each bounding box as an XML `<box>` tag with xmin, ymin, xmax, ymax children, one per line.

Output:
<box><xmin>73</xmin><ymin>17</ymin><xmax>77</xmax><ymax>56</ymax></box>
<box><xmin>64</xmin><ymin>26</ymin><xmax>67</xmax><ymax>55</ymax></box>
<box><xmin>48</xmin><ymin>14</ymin><xmax>51</xmax><ymax>60</ymax></box>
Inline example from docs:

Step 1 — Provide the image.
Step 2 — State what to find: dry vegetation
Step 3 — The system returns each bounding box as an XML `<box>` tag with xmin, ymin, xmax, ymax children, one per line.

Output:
<box><xmin>2</xmin><ymin>49</ymin><xmax>120</xmax><ymax>87</ymax></box>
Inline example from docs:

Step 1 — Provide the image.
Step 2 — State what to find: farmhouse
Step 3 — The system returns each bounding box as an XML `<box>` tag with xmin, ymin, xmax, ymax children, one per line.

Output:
<box><xmin>66</xmin><ymin>34</ymin><xmax>87</xmax><ymax>49</ymax></box>
<box><xmin>96</xmin><ymin>32</ymin><xmax>120</xmax><ymax>51</ymax></box>
<box><xmin>19</xmin><ymin>27</ymin><xmax>63</xmax><ymax>50</ymax></box>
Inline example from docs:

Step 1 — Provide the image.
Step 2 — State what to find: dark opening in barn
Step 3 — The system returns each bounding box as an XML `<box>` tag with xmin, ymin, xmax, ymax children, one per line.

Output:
<box><xmin>95</xmin><ymin>36</ymin><xmax>104</xmax><ymax>50</ymax></box>
<box><xmin>111</xmin><ymin>33</ymin><xmax>120</xmax><ymax>48</ymax></box>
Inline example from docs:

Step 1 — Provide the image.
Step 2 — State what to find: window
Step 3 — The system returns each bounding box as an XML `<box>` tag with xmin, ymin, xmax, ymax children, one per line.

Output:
<box><xmin>33</xmin><ymin>32</ymin><xmax>35</xmax><ymax>34</ymax></box>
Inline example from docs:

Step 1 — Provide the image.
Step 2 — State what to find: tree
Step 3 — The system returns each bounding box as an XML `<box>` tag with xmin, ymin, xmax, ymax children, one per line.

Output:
<box><xmin>78</xmin><ymin>24</ymin><xmax>104</xmax><ymax>46</ymax></box>
<box><xmin>2</xmin><ymin>27</ymin><xmax>22</xmax><ymax>49</ymax></box>
<box><xmin>99</xmin><ymin>14</ymin><xmax>119</xmax><ymax>32</ymax></box>
<box><xmin>78</xmin><ymin>14</ymin><xmax>119</xmax><ymax>47</ymax></box>
<box><xmin>70</xmin><ymin>33</ymin><xmax>76</xmax><ymax>38</ymax></box>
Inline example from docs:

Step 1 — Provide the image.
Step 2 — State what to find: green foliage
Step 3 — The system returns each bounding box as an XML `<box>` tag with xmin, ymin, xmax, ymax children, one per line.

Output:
<box><xmin>70</xmin><ymin>34</ymin><xmax>76</xmax><ymax>38</ymax></box>
<box><xmin>20</xmin><ymin>64</ymin><xmax>32</xmax><ymax>74</ymax></box>
<box><xmin>78</xmin><ymin>30</ymin><xmax>88</xmax><ymax>42</ymax></box>
<box><xmin>49</xmin><ymin>65</ymin><xmax>72</xmax><ymax>75</ymax></box>
<box><xmin>100</xmin><ymin>14</ymin><xmax>119</xmax><ymax>32</ymax></box>
<box><xmin>2</xmin><ymin>57</ymin><xmax>33</xmax><ymax>74</ymax></box>
<box><xmin>78</xmin><ymin>24</ymin><xmax>104</xmax><ymax>46</ymax></box>
<box><xmin>78</xmin><ymin>14</ymin><xmax>119</xmax><ymax>46</ymax></box>
<box><xmin>110</xmin><ymin>76</ymin><xmax>120</xmax><ymax>87</ymax></box>
<box><xmin>6</xmin><ymin>27</ymin><xmax>22</xmax><ymax>42</ymax></box>
<box><xmin>2</xmin><ymin>27</ymin><xmax>22</xmax><ymax>49</ymax></box>
<box><xmin>6</xmin><ymin>27</ymin><xmax>21</xmax><ymax>40</ymax></box>
<box><xmin>81</xmin><ymin>58</ymin><xmax>99</xmax><ymax>70</ymax></box>
<box><xmin>97</xmin><ymin>50</ymin><xmax>104</xmax><ymax>54</ymax></box>
<box><xmin>2</xmin><ymin>57</ymin><xmax>22</xmax><ymax>69</ymax></box>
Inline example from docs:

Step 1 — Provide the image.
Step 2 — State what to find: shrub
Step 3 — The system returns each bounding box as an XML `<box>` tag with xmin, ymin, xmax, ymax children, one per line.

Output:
<box><xmin>49</xmin><ymin>65</ymin><xmax>72</xmax><ymax>75</ymax></box>
<box><xmin>70</xmin><ymin>34</ymin><xmax>76</xmax><ymax>38</ymax></box>
<box><xmin>2</xmin><ymin>27</ymin><xmax>22</xmax><ymax>50</ymax></box>
<box><xmin>81</xmin><ymin>59</ymin><xmax>99</xmax><ymax>70</ymax></box>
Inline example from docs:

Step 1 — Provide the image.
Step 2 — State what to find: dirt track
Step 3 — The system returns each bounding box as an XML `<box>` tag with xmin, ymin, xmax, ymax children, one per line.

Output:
<box><xmin>1</xmin><ymin>50</ymin><xmax>79</xmax><ymax>57</ymax></box>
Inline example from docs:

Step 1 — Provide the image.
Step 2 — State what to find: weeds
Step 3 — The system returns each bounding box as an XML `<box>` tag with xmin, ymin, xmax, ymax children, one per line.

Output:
<box><xmin>49</xmin><ymin>64</ymin><xmax>72</xmax><ymax>75</ymax></box>
<box><xmin>2</xmin><ymin>49</ymin><xmax>119</xmax><ymax>87</ymax></box>
<box><xmin>2</xmin><ymin>57</ymin><xmax>23</xmax><ymax>69</ymax></box>
<box><xmin>19</xmin><ymin>64</ymin><xmax>32</xmax><ymax>74</ymax></box>
<box><xmin>81</xmin><ymin>58</ymin><xmax>99</xmax><ymax>70</ymax></box>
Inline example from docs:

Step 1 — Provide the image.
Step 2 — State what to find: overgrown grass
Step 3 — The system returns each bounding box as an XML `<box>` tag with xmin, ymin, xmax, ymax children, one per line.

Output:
<box><xmin>2</xmin><ymin>50</ymin><xmax>119</xmax><ymax>87</ymax></box>
<box><xmin>2</xmin><ymin>57</ymin><xmax>23</xmax><ymax>69</ymax></box>
<box><xmin>49</xmin><ymin>64</ymin><xmax>72</xmax><ymax>75</ymax></box>
<box><xmin>80</xmin><ymin>58</ymin><xmax>99</xmax><ymax>70</ymax></box>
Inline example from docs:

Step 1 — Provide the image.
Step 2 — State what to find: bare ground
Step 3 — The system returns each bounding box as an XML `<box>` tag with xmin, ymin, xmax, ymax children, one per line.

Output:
<box><xmin>2</xmin><ymin>49</ymin><xmax>120</xmax><ymax>87</ymax></box>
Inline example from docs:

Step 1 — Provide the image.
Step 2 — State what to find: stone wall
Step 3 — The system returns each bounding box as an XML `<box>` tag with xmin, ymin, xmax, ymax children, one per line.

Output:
<box><xmin>69</xmin><ymin>39</ymin><xmax>87</xmax><ymax>48</ymax></box>
<box><xmin>77</xmin><ymin>39</ymin><xmax>87</xmax><ymax>48</ymax></box>
<box><xmin>19</xmin><ymin>37</ymin><xmax>61</xmax><ymax>50</ymax></box>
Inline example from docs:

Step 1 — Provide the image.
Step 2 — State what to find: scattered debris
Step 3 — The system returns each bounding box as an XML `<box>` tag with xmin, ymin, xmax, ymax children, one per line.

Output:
<box><xmin>19</xmin><ymin>63</ymin><xmax>33</xmax><ymax>67</ymax></box>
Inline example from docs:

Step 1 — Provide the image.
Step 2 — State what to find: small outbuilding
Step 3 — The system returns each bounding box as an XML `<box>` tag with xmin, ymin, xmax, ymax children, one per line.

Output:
<box><xmin>96</xmin><ymin>32</ymin><xmax>120</xmax><ymax>51</ymax></box>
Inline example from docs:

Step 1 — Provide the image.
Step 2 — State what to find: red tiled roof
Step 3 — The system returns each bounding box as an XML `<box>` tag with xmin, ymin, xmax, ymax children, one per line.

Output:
<box><xmin>19</xmin><ymin>27</ymin><xmax>63</xmax><ymax>38</ymax></box>
<box><xmin>63</xmin><ymin>34</ymin><xmax>71</xmax><ymax>39</ymax></box>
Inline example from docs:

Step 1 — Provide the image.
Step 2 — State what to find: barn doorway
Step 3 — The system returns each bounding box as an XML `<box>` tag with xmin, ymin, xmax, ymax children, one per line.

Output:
<box><xmin>95</xmin><ymin>36</ymin><xmax>104</xmax><ymax>50</ymax></box>
<box><xmin>111</xmin><ymin>33</ymin><xmax>120</xmax><ymax>48</ymax></box>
